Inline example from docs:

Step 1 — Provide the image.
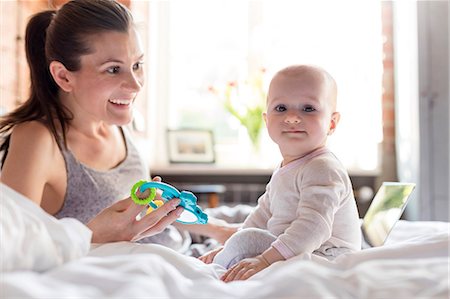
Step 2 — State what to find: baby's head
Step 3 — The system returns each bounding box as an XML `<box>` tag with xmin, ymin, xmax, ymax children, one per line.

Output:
<box><xmin>264</xmin><ymin>65</ymin><xmax>340</xmax><ymax>164</ymax></box>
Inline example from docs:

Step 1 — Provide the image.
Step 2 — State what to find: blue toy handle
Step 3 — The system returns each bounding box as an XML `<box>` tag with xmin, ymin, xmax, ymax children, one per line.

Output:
<box><xmin>140</xmin><ymin>182</ymin><xmax>180</xmax><ymax>199</ymax></box>
<box><xmin>138</xmin><ymin>181</ymin><xmax>208</xmax><ymax>224</ymax></box>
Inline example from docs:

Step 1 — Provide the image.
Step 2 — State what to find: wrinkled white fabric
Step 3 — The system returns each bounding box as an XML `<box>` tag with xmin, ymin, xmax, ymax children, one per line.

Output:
<box><xmin>0</xmin><ymin>183</ymin><xmax>449</xmax><ymax>298</ymax></box>
<box><xmin>1</xmin><ymin>232</ymin><xmax>448</xmax><ymax>299</ymax></box>
<box><xmin>0</xmin><ymin>184</ymin><xmax>91</xmax><ymax>272</ymax></box>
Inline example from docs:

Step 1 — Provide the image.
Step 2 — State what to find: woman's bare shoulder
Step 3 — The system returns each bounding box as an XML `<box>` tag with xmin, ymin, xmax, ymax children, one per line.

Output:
<box><xmin>8</xmin><ymin>121</ymin><xmax>61</xmax><ymax>163</ymax></box>
<box><xmin>2</xmin><ymin>121</ymin><xmax>65</xmax><ymax>205</ymax></box>
<box><xmin>11</xmin><ymin>121</ymin><xmax>57</xmax><ymax>146</ymax></box>
<box><xmin>13</xmin><ymin>120</ymin><xmax>51</xmax><ymax>133</ymax></box>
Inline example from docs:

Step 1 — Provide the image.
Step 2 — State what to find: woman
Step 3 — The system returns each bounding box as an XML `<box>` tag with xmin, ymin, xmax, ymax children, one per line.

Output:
<box><xmin>0</xmin><ymin>0</ymin><xmax>182</xmax><ymax>242</ymax></box>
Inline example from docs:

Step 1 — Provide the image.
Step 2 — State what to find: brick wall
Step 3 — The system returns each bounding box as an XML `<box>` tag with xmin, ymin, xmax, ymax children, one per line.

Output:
<box><xmin>0</xmin><ymin>1</ymin><xmax>19</xmax><ymax>112</ymax></box>
<box><xmin>378</xmin><ymin>1</ymin><xmax>398</xmax><ymax>184</ymax></box>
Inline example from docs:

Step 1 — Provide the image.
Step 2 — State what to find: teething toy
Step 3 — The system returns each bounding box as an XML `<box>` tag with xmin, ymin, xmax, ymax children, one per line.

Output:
<box><xmin>131</xmin><ymin>180</ymin><xmax>208</xmax><ymax>224</ymax></box>
<box><xmin>131</xmin><ymin>180</ymin><xmax>156</xmax><ymax>205</ymax></box>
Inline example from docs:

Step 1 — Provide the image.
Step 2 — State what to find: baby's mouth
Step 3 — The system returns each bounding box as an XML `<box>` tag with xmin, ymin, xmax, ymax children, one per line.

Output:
<box><xmin>284</xmin><ymin>129</ymin><xmax>305</xmax><ymax>133</ymax></box>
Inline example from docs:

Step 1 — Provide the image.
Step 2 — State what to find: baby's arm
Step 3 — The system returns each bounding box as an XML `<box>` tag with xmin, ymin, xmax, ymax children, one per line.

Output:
<box><xmin>220</xmin><ymin>246</ymin><xmax>284</xmax><ymax>282</ymax></box>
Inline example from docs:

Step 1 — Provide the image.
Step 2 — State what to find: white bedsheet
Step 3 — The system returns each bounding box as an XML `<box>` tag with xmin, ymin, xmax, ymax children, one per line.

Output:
<box><xmin>0</xmin><ymin>184</ymin><xmax>91</xmax><ymax>272</ymax></box>
<box><xmin>1</xmin><ymin>183</ymin><xmax>449</xmax><ymax>298</ymax></box>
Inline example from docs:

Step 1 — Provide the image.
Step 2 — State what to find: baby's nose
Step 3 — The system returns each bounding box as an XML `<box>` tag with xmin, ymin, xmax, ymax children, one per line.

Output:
<box><xmin>285</xmin><ymin>114</ymin><xmax>301</xmax><ymax>123</ymax></box>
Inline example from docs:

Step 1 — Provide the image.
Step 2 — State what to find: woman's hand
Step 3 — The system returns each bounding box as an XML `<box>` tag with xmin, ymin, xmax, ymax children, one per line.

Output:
<box><xmin>87</xmin><ymin>196</ymin><xmax>183</xmax><ymax>243</ymax></box>
<box><xmin>198</xmin><ymin>246</ymin><xmax>224</xmax><ymax>264</ymax></box>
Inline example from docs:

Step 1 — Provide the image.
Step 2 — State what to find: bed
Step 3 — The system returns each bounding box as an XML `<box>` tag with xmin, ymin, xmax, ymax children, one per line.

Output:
<box><xmin>1</xmin><ymin>184</ymin><xmax>449</xmax><ymax>298</ymax></box>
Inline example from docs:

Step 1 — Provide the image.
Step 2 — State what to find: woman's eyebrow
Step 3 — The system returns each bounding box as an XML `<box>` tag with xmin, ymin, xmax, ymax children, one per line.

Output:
<box><xmin>99</xmin><ymin>54</ymin><xmax>144</xmax><ymax>66</ymax></box>
<box><xmin>98</xmin><ymin>58</ymin><xmax>124</xmax><ymax>66</ymax></box>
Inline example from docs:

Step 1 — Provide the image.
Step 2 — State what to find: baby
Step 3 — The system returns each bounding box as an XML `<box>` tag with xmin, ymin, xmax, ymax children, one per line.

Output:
<box><xmin>200</xmin><ymin>65</ymin><xmax>361</xmax><ymax>282</ymax></box>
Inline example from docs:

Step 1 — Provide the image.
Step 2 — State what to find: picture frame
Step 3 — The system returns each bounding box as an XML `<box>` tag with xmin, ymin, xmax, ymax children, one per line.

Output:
<box><xmin>167</xmin><ymin>129</ymin><xmax>215</xmax><ymax>163</ymax></box>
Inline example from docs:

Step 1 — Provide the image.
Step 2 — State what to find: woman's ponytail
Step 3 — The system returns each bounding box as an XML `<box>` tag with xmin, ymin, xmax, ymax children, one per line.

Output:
<box><xmin>25</xmin><ymin>10</ymin><xmax>60</xmax><ymax>115</ymax></box>
<box><xmin>0</xmin><ymin>10</ymin><xmax>70</xmax><ymax>167</ymax></box>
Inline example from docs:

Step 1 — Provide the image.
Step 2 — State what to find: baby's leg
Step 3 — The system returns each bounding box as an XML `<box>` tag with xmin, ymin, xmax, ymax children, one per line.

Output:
<box><xmin>213</xmin><ymin>228</ymin><xmax>276</xmax><ymax>269</ymax></box>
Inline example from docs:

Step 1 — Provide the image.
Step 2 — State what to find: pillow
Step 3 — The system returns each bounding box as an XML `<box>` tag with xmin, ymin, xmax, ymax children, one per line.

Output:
<box><xmin>0</xmin><ymin>183</ymin><xmax>91</xmax><ymax>272</ymax></box>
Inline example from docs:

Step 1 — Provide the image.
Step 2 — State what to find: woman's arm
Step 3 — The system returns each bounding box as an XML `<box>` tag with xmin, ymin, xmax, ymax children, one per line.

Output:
<box><xmin>1</xmin><ymin>121</ymin><xmax>65</xmax><ymax>212</ymax></box>
<box><xmin>174</xmin><ymin>217</ymin><xmax>240</xmax><ymax>244</ymax></box>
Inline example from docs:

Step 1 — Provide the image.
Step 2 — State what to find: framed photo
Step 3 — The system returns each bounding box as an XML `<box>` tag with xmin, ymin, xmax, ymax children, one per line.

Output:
<box><xmin>167</xmin><ymin>129</ymin><xmax>215</xmax><ymax>163</ymax></box>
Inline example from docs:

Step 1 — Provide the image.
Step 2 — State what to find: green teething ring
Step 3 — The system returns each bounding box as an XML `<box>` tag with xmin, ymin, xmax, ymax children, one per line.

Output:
<box><xmin>131</xmin><ymin>180</ymin><xmax>157</xmax><ymax>205</ymax></box>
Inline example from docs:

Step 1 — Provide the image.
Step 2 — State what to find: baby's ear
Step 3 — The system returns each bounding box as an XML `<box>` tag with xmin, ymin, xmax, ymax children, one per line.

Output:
<box><xmin>328</xmin><ymin>112</ymin><xmax>341</xmax><ymax>135</ymax></box>
<box><xmin>263</xmin><ymin>112</ymin><xmax>268</xmax><ymax>126</ymax></box>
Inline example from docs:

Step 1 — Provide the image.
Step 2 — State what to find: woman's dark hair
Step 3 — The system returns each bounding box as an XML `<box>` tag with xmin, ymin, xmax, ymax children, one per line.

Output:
<box><xmin>0</xmin><ymin>0</ymin><xmax>133</xmax><ymax>166</ymax></box>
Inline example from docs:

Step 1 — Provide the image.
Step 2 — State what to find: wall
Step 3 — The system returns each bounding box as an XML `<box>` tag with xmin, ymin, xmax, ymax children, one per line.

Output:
<box><xmin>417</xmin><ymin>1</ymin><xmax>449</xmax><ymax>221</ymax></box>
<box><xmin>379</xmin><ymin>2</ymin><xmax>398</xmax><ymax>185</ymax></box>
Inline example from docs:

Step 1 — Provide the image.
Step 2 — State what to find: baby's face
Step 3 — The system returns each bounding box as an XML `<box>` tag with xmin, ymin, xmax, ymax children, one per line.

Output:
<box><xmin>264</xmin><ymin>71</ymin><xmax>339</xmax><ymax>164</ymax></box>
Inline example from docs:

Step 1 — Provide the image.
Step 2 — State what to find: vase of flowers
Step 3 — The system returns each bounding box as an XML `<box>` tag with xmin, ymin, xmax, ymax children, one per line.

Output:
<box><xmin>208</xmin><ymin>68</ymin><xmax>267</xmax><ymax>152</ymax></box>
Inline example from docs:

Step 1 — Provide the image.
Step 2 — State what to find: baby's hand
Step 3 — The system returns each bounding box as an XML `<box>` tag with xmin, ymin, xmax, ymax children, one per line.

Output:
<box><xmin>198</xmin><ymin>246</ymin><xmax>223</xmax><ymax>264</ymax></box>
<box><xmin>221</xmin><ymin>255</ymin><xmax>269</xmax><ymax>282</ymax></box>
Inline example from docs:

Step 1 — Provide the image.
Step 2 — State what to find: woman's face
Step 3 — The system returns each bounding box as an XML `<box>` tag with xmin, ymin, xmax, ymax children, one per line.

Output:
<box><xmin>65</xmin><ymin>27</ymin><xmax>144</xmax><ymax>126</ymax></box>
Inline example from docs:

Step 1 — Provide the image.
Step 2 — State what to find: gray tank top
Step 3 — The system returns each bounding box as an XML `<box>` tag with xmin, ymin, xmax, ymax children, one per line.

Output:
<box><xmin>54</xmin><ymin>127</ymin><xmax>149</xmax><ymax>224</ymax></box>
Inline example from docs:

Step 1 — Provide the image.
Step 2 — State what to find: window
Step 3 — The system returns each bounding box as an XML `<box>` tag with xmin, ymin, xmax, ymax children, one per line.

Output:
<box><xmin>144</xmin><ymin>1</ymin><xmax>383</xmax><ymax>173</ymax></box>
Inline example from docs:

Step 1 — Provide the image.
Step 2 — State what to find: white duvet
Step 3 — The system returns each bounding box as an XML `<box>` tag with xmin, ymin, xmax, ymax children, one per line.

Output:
<box><xmin>1</xmin><ymin>184</ymin><xmax>449</xmax><ymax>298</ymax></box>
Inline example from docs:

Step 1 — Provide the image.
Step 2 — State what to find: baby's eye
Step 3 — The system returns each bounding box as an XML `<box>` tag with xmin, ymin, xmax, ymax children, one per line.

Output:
<box><xmin>106</xmin><ymin>66</ymin><xmax>120</xmax><ymax>74</ymax></box>
<box><xmin>275</xmin><ymin>104</ymin><xmax>287</xmax><ymax>112</ymax></box>
<box><xmin>303</xmin><ymin>105</ymin><xmax>316</xmax><ymax>112</ymax></box>
<box><xmin>133</xmin><ymin>62</ymin><xmax>144</xmax><ymax>71</ymax></box>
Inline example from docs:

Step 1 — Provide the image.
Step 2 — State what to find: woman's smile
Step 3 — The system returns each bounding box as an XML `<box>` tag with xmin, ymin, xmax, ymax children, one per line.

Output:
<box><xmin>108</xmin><ymin>98</ymin><xmax>134</xmax><ymax>108</ymax></box>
